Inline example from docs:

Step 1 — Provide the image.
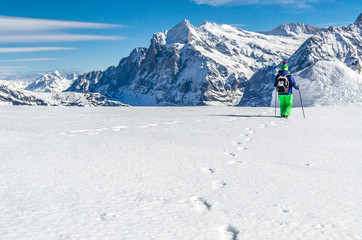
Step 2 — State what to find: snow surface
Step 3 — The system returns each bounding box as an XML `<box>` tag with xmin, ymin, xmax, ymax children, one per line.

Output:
<box><xmin>0</xmin><ymin>79</ymin><xmax>29</xmax><ymax>89</ymax></box>
<box><xmin>270</xmin><ymin>61</ymin><xmax>362</xmax><ymax>107</ymax></box>
<box><xmin>0</xmin><ymin>105</ymin><xmax>361</xmax><ymax>239</ymax></box>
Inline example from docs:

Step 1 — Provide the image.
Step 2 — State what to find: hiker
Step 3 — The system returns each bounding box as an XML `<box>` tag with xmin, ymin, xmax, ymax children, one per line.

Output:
<box><xmin>274</xmin><ymin>61</ymin><xmax>300</xmax><ymax>118</ymax></box>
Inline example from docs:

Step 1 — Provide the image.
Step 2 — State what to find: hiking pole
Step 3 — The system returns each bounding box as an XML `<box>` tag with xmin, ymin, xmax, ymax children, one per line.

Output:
<box><xmin>298</xmin><ymin>87</ymin><xmax>305</xmax><ymax>118</ymax></box>
<box><xmin>275</xmin><ymin>90</ymin><xmax>277</xmax><ymax>116</ymax></box>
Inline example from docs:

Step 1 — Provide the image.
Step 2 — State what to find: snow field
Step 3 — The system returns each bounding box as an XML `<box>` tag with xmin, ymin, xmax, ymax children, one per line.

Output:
<box><xmin>0</xmin><ymin>105</ymin><xmax>361</xmax><ymax>239</ymax></box>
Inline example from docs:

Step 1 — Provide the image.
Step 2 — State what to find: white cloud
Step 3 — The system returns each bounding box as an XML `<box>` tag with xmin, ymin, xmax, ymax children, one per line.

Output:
<box><xmin>191</xmin><ymin>0</ymin><xmax>319</xmax><ymax>8</ymax></box>
<box><xmin>0</xmin><ymin>47</ymin><xmax>77</xmax><ymax>53</ymax></box>
<box><xmin>0</xmin><ymin>16</ymin><xmax>126</xmax><ymax>78</ymax></box>
<box><xmin>0</xmin><ymin>34</ymin><xmax>125</xmax><ymax>43</ymax></box>
<box><xmin>0</xmin><ymin>16</ymin><xmax>125</xmax><ymax>46</ymax></box>
<box><xmin>0</xmin><ymin>16</ymin><xmax>123</xmax><ymax>32</ymax></box>
<box><xmin>0</xmin><ymin>58</ymin><xmax>62</xmax><ymax>62</ymax></box>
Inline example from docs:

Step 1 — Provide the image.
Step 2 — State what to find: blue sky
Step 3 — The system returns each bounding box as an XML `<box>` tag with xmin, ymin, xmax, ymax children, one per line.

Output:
<box><xmin>0</xmin><ymin>0</ymin><xmax>361</xmax><ymax>81</ymax></box>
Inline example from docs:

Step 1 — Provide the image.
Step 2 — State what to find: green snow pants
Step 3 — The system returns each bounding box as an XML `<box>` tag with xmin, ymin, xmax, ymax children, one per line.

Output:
<box><xmin>278</xmin><ymin>94</ymin><xmax>293</xmax><ymax>117</ymax></box>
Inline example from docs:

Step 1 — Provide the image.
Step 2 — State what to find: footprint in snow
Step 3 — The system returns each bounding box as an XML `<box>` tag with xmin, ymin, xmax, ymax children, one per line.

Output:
<box><xmin>245</xmin><ymin>128</ymin><xmax>255</xmax><ymax>134</ymax></box>
<box><xmin>190</xmin><ymin>197</ymin><xmax>212</xmax><ymax>213</ymax></box>
<box><xmin>201</xmin><ymin>168</ymin><xmax>215</xmax><ymax>174</ymax></box>
<box><xmin>274</xmin><ymin>204</ymin><xmax>290</xmax><ymax>214</ymax></box>
<box><xmin>217</xmin><ymin>224</ymin><xmax>239</xmax><ymax>240</ymax></box>
<box><xmin>259</xmin><ymin>124</ymin><xmax>267</xmax><ymax>129</ymax></box>
<box><xmin>244</xmin><ymin>138</ymin><xmax>253</xmax><ymax>142</ymax></box>
<box><xmin>227</xmin><ymin>160</ymin><xmax>244</xmax><ymax>165</ymax></box>
<box><xmin>224</xmin><ymin>152</ymin><xmax>238</xmax><ymax>157</ymax></box>
<box><xmin>238</xmin><ymin>147</ymin><xmax>247</xmax><ymax>151</ymax></box>
<box><xmin>98</xmin><ymin>212</ymin><xmax>118</xmax><ymax>221</ymax></box>
<box><xmin>212</xmin><ymin>181</ymin><xmax>226</xmax><ymax>190</ymax></box>
<box><xmin>231</xmin><ymin>141</ymin><xmax>243</xmax><ymax>146</ymax></box>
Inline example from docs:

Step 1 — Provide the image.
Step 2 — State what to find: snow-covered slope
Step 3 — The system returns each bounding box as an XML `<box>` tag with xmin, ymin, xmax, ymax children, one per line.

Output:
<box><xmin>240</xmin><ymin>13</ymin><xmax>362</xmax><ymax>107</ymax></box>
<box><xmin>1</xmin><ymin>105</ymin><xmax>361</xmax><ymax>239</ymax></box>
<box><xmin>291</xmin><ymin>61</ymin><xmax>362</xmax><ymax>106</ymax></box>
<box><xmin>268</xmin><ymin>61</ymin><xmax>362</xmax><ymax>107</ymax></box>
<box><xmin>26</xmin><ymin>71</ymin><xmax>77</xmax><ymax>93</ymax></box>
<box><xmin>0</xmin><ymin>79</ymin><xmax>29</xmax><ymax>89</ymax></box>
<box><xmin>68</xmin><ymin>20</ymin><xmax>313</xmax><ymax>106</ymax></box>
<box><xmin>0</xmin><ymin>84</ymin><xmax>127</xmax><ymax>106</ymax></box>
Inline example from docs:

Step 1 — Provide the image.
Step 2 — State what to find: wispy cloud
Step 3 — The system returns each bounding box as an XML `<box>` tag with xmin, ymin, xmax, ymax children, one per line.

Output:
<box><xmin>0</xmin><ymin>16</ymin><xmax>125</xmax><ymax>78</ymax></box>
<box><xmin>0</xmin><ymin>58</ymin><xmax>62</xmax><ymax>62</ymax></box>
<box><xmin>0</xmin><ymin>16</ymin><xmax>125</xmax><ymax>50</ymax></box>
<box><xmin>0</xmin><ymin>47</ymin><xmax>77</xmax><ymax>53</ymax></box>
<box><xmin>0</xmin><ymin>16</ymin><xmax>123</xmax><ymax>32</ymax></box>
<box><xmin>191</xmin><ymin>0</ymin><xmax>319</xmax><ymax>8</ymax></box>
<box><xmin>0</xmin><ymin>34</ymin><xmax>125</xmax><ymax>43</ymax></box>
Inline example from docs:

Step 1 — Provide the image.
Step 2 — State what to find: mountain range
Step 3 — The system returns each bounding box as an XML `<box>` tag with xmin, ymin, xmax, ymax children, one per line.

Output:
<box><xmin>0</xmin><ymin>82</ymin><xmax>127</xmax><ymax>107</ymax></box>
<box><xmin>25</xmin><ymin>71</ymin><xmax>78</xmax><ymax>93</ymax></box>
<box><xmin>66</xmin><ymin>20</ymin><xmax>319</xmax><ymax>106</ymax></box>
<box><xmin>1</xmin><ymin>13</ymin><xmax>361</xmax><ymax>107</ymax></box>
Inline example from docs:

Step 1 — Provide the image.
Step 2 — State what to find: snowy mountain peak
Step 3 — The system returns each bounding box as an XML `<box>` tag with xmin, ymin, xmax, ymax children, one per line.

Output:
<box><xmin>198</xmin><ymin>20</ymin><xmax>218</xmax><ymax>28</ymax></box>
<box><xmin>166</xmin><ymin>19</ymin><xmax>194</xmax><ymax>44</ymax></box>
<box><xmin>25</xmin><ymin>71</ymin><xmax>77</xmax><ymax>93</ymax></box>
<box><xmin>53</xmin><ymin>70</ymin><xmax>61</xmax><ymax>77</ymax></box>
<box><xmin>262</xmin><ymin>22</ymin><xmax>322</xmax><ymax>36</ymax></box>
<box><xmin>354</xmin><ymin>13</ymin><xmax>362</xmax><ymax>25</ymax></box>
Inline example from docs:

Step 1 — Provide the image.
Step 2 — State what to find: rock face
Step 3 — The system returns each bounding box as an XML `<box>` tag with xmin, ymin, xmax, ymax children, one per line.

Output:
<box><xmin>25</xmin><ymin>71</ymin><xmax>77</xmax><ymax>93</ymax></box>
<box><xmin>239</xmin><ymin>13</ymin><xmax>362</xmax><ymax>107</ymax></box>
<box><xmin>0</xmin><ymin>84</ymin><xmax>127</xmax><ymax>106</ymax></box>
<box><xmin>67</xmin><ymin>20</ymin><xmax>312</xmax><ymax>106</ymax></box>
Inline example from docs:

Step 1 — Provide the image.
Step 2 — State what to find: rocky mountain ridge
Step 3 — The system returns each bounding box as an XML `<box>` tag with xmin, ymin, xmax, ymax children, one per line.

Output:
<box><xmin>0</xmin><ymin>83</ymin><xmax>127</xmax><ymax>106</ymax></box>
<box><xmin>261</xmin><ymin>22</ymin><xmax>324</xmax><ymax>37</ymax></box>
<box><xmin>67</xmin><ymin>20</ymin><xmax>315</xmax><ymax>106</ymax></box>
<box><xmin>25</xmin><ymin>71</ymin><xmax>78</xmax><ymax>93</ymax></box>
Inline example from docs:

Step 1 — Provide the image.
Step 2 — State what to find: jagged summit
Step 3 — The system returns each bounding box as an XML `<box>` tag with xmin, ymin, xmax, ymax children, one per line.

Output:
<box><xmin>165</xmin><ymin>19</ymin><xmax>194</xmax><ymax>44</ymax></box>
<box><xmin>25</xmin><ymin>71</ymin><xmax>77</xmax><ymax>93</ymax></box>
<box><xmin>199</xmin><ymin>20</ymin><xmax>210</xmax><ymax>26</ymax></box>
<box><xmin>169</xmin><ymin>19</ymin><xmax>192</xmax><ymax>33</ymax></box>
<box><xmin>262</xmin><ymin>22</ymin><xmax>322</xmax><ymax>36</ymax></box>
<box><xmin>354</xmin><ymin>13</ymin><xmax>362</xmax><ymax>25</ymax></box>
